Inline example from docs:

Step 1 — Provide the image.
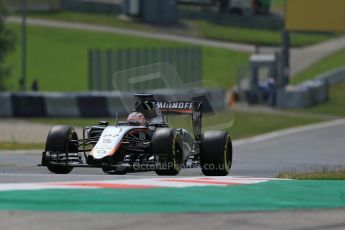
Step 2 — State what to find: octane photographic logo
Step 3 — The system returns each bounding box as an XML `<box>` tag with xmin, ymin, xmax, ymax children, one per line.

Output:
<box><xmin>112</xmin><ymin>62</ymin><xmax>234</xmax><ymax>131</ymax></box>
<box><xmin>114</xmin><ymin>162</ymin><xmax>227</xmax><ymax>171</ymax></box>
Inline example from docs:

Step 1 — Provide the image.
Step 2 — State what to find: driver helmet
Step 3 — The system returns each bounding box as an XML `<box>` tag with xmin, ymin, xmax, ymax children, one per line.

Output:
<box><xmin>126</xmin><ymin>112</ymin><xmax>146</xmax><ymax>126</ymax></box>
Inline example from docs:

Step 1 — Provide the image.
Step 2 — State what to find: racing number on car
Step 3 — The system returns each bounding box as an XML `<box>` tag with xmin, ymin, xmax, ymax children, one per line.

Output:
<box><xmin>102</xmin><ymin>139</ymin><xmax>112</xmax><ymax>144</ymax></box>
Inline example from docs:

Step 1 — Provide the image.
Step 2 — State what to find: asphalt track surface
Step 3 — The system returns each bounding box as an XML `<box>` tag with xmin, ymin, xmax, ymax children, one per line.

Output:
<box><xmin>1</xmin><ymin>119</ymin><xmax>345</xmax><ymax>229</ymax></box>
<box><xmin>1</xmin><ymin>209</ymin><xmax>345</xmax><ymax>230</ymax></box>
<box><xmin>1</xmin><ymin>119</ymin><xmax>345</xmax><ymax>181</ymax></box>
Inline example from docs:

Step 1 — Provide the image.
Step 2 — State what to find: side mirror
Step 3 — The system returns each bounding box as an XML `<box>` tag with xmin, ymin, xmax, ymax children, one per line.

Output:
<box><xmin>98</xmin><ymin>121</ymin><xmax>109</xmax><ymax>126</ymax></box>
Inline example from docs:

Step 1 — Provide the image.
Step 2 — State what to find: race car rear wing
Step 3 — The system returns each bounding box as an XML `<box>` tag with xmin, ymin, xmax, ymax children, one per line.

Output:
<box><xmin>134</xmin><ymin>94</ymin><xmax>203</xmax><ymax>142</ymax></box>
<box><xmin>155</xmin><ymin>101</ymin><xmax>203</xmax><ymax>143</ymax></box>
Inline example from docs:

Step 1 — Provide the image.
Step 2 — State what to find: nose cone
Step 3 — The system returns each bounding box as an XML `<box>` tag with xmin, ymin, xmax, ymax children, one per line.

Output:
<box><xmin>87</xmin><ymin>155</ymin><xmax>113</xmax><ymax>166</ymax></box>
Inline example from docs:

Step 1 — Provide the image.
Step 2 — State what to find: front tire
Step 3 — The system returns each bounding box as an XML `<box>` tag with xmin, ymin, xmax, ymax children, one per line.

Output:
<box><xmin>200</xmin><ymin>131</ymin><xmax>232</xmax><ymax>176</ymax></box>
<box><xmin>152</xmin><ymin>128</ymin><xmax>183</xmax><ymax>176</ymax></box>
<box><xmin>44</xmin><ymin>125</ymin><xmax>78</xmax><ymax>174</ymax></box>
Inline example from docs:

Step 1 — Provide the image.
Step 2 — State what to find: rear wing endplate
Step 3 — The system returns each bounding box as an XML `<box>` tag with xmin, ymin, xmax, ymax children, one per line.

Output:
<box><xmin>155</xmin><ymin>101</ymin><xmax>202</xmax><ymax>142</ymax></box>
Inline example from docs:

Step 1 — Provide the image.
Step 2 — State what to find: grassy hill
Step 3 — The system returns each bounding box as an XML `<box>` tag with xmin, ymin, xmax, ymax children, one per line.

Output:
<box><xmin>26</xmin><ymin>11</ymin><xmax>337</xmax><ymax>47</ymax></box>
<box><xmin>5</xmin><ymin>23</ymin><xmax>249</xmax><ymax>91</ymax></box>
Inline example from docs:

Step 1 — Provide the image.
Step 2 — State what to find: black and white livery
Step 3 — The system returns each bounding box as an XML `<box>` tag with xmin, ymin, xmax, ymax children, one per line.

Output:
<box><xmin>41</xmin><ymin>94</ymin><xmax>233</xmax><ymax>176</ymax></box>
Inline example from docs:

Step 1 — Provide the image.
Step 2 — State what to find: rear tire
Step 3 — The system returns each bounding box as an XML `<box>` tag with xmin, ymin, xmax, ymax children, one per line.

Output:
<box><xmin>152</xmin><ymin>128</ymin><xmax>183</xmax><ymax>176</ymax></box>
<box><xmin>44</xmin><ymin>125</ymin><xmax>78</xmax><ymax>174</ymax></box>
<box><xmin>200</xmin><ymin>131</ymin><xmax>232</xmax><ymax>176</ymax></box>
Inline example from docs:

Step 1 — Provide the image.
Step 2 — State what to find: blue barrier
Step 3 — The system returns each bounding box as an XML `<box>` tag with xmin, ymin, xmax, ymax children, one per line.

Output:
<box><xmin>77</xmin><ymin>94</ymin><xmax>110</xmax><ymax>117</ymax></box>
<box><xmin>11</xmin><ymin>93</ymin><xmax>47</xmax><ymax>117</ymax></box>
<box><xmin>1</xmin><ymin>89</ymin><xmax>226</xmax><ymax>118</ymax></box>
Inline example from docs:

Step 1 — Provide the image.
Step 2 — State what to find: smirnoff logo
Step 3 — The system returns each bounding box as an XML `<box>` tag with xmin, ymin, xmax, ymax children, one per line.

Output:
<box><xmin>154</xmin><ymin>101</ymin><xmax>193</xmax><ymax>110</ymax></box>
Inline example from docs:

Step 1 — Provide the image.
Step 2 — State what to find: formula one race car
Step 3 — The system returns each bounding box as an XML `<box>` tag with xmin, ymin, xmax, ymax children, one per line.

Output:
<box><xmin>41</xmin><ymin>94</ymin><xmax>233</xmax><ymax>176</ymax></box>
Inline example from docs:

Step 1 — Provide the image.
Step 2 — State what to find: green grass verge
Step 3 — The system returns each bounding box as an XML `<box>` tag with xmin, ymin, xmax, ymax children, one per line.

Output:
<box><xmin>277</xmin><ymin>168</ymin><xmax>345</xmax><ymax>180</ymax></box>
<box><xmin>0</xmin><ymin>142</ymin><xmax>44</xmax><ymax>150</ymax></box>
<box><xmin>196</xmin><ymin>20</ymin><xmax>335</xmax><ymax>47</ymax></box>
<box><xmin>271</xmin><ymin>0</ymin><xmax>285</xmax><ymax>12</ymax></box>
<box><xmin>289</xmin><ymin>47</ymin><xmax>345</xmax><ymax>118</ymax></box>
<box><xmin>296</xmin><ymin>84</ymin><xmax>345</xmax><ymax>117</ymax></box>
<box><xmin>21</xmin><ymin>11</ymin><xmax>336</xmax><ymax>47</ymax></box>
<box><xmin>5</xmin><ymin>23</ymin><xmax>249</xmax><ymax>91</ymax></box>
<box><xmin>27</xmin><ymin>111</ymin><xmax>322</xmax><ymax>140</ymax></box>
<box><xmin>292</xmin><ymin>48</ymin><xmax>345</xmax><ymax>84</ymax></box>
<box><xmin>228</xmin><ymin>111</ymin><xmax>321</xmax><ymax>139</ymax></box>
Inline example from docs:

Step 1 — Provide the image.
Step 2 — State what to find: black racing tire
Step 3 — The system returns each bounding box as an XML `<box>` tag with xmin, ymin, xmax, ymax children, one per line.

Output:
<box><xmin>45</xmin><ymin>125</ymin><xmax>78</xmax><ymax>174</ymax></box>
<box><xmin>200</xmin><ymin>131</ymin><xmax>232</xmax><ymax>176</ymax></box>
<box><xmin>152</xmin><ymin>128</ymin><xmax>183</xmax><ymax>176</ymax></box>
